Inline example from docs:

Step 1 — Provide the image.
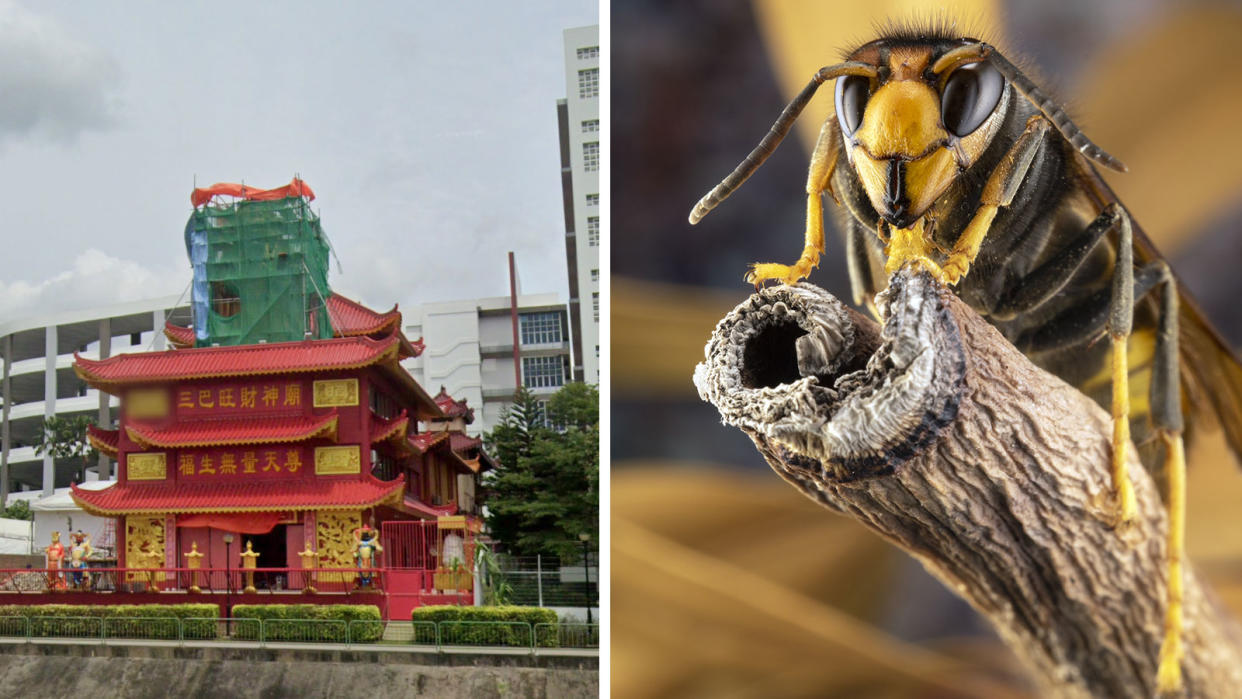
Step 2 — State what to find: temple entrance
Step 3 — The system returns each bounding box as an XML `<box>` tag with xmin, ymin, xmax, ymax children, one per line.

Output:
<box><xmin>246</xmin><ymin>525</ymin><xmax>289</xmax><ymax>590</ymax></box>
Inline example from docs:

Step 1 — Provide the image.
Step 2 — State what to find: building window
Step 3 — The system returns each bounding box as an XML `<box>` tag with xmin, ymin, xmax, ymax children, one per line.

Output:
<box><xmin>371</xmin><ymin>449</ymin><xmax>398</xmax><ymax>482</ymax></box>
<box><xmin>369</xmin><ymin>387</ymin><xmax>398</xmax><ymax>419</ymax></box>
<box><xmin>595</xmin><ymin>345</ymin><xmax>600</xmax><ymax>360</ymax></box>
<box><xmin>522</xmin><ymin>355</ymin><xmax>566</xmax><ymax>389</ymax></box>
<box><xmin>590</xmin><ymin>269</ymin><xmax>598</xmax><ymax>282</ymax></box>
<box><xmin>587</xmin><ymin>217</ymin><xmax>599</xmax><ymax>246</ymax></box>
<box><xmin>582</xmin><ymin>141</ymin><xmax>599</xmax><ymax>171</ymax></box>
<box><xmin>520</xmin><ymin>312</ymin><xmax>562</xmax><ymax>345</ymax></box>
<box><xmin>577</xmin><ymin>68</ymin><xmax>599</xmax><ymax>98</ymax></box>
<box><xmin>130</xmin><ymin>333</ymin><xmax>141</xmax><ymax>346</ymax></box>
<box><xmin>581</xmin><ymin>119</ymin><xmax>599</xmax><ymax>133</ymax></box>
<box><xmin>592</xmin><ymin>292</ymin><xmax>599</xmax><ymax>322</ymax></box>
<box><xmin>534</xmin><ymin>399</ymin><xmax>566</xmax><ymax>431</ymax></box>
<box><xmin>577</xmin><ymin>46</ymin><xmax>598</xmax><ymax>60</ymax></box>
<box><xmin>586</xmin><ymin>193</ymin><xmax>598</xmax><ymax>206</ymax></box>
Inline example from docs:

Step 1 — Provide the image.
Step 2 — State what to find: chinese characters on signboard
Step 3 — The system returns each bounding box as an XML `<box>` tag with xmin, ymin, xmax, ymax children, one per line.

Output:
<box><xmin>176</xmin><ymin>447</ymin><xmax>305</xmax><ymax>480</ymax></box>
<box><xmin>177</xmin><ymin>382</ymin><xmax>302</xmax><ymax>415</ymax></box>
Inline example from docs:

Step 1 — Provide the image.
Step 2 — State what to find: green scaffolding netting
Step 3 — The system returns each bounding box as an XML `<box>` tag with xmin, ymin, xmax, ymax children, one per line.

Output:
<box><xmin>186</xmin><ymin>197</ymin><xmax>333</xmax><ymax>347</ymax></box>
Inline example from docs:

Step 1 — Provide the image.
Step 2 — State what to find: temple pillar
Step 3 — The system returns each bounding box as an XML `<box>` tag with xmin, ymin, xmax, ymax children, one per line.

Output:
<box><xmin>165</xmin><ymin>514</ymin><xmax>176</xmax><ymax>571</ymax></box>
<box><xmin>303</xmin><ymin>511</ymin><xmax>317</xmax><ymax>550</ymax></box>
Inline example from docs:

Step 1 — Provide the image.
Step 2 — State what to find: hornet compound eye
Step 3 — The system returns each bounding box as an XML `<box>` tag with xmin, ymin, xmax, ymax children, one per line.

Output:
<box><xmin>940</xmin><ymin>60</ymin><xmax>1004</xmax><ymax>137</ymax></box>
<box><xmin>835</xmin><ymin>75</ymin><xmax>870</xmax><ymax>135</ymax></box>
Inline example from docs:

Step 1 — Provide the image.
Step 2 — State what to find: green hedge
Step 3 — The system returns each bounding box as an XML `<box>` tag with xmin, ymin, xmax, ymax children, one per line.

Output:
<box><xmin>412</xmin><ymin>605</ymin><xmax>558</xmax><ymax>647</ymax></box>
<box><xmin>0</xmin><ymin>604</ymin><xmax>219</xmax><ymax>640</ymax></box>
<box><xmin>230</xmin><ymin>604</ymin><xmax>381</xmax><ymax>643</ymax></box>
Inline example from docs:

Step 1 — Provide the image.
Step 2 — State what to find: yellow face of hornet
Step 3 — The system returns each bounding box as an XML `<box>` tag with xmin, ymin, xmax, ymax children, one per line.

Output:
<box><xmin>836</xmin><ymin>44</ymin><xmax>1009</xmax><ymax>228</ymax></box>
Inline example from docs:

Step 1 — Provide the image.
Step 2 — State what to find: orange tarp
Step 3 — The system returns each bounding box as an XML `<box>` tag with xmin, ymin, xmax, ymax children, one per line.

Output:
<box><xmin>191</xmin><ymin>178</ymin><xmax>315</xmax><ymax>207</ymax></box>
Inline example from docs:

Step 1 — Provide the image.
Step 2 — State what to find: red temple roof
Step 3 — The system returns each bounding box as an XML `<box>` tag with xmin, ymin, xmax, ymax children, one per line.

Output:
<box><xmin>163</xmin><ymin>294</ymin><xmax>424</xmax><ymax>358</ymax></box>
<box><xmin>401</xmin><ymin>496</ymin><xmax>459</xmax><ymax>519</ymax></box>
<box><xmin>372</xmin><ymin>414</ymin><xmax>412</xmax><ymax>455</ymax></box>
<box><xmin>70</xmin><ymin>474</ymin><xmax>404</xmax><ymax>516</ymax></box>
<box><xmin>409</xmin><ymin>431</ymin><xmax>449</xmax><ymax>453</ymax></box>
<box><xmin>87</xmin><ymin>425</ymin><xmax>119</xmax><ymax>459</ymax></box>
<box><xmin>449</xmin><ymin>432</ymin><xmax>482</xmax><ymax>452</ymax></box>
<box><xmin>432</xmin><ymin>386</ymin><xmax>474</xmax><ymax>424</ymax></box>
<box><xmin>126</xmin><ymin>412</ymin><xmax>339</xmax><ymax>449</ymax></box>
<box><xmin>327</xmin><ymin>294</ymin><xmax>401</xmax><ymax>337</ymax></box>
<box><xmin>76</xmin><ymin>335</ymin><xmax>400</xmax><ymax>387</ymax></box>
<box><xmin>164</xmin><ymin>322</ymin><xmax>195</xmax><ymax>348</ymax></box>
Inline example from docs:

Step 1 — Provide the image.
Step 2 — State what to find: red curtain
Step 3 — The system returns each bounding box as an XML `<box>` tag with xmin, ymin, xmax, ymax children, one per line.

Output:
<box><xmin>177</xmin><ymin>512</ymin><xmax>282</xmax><ymax>534</ymax></box>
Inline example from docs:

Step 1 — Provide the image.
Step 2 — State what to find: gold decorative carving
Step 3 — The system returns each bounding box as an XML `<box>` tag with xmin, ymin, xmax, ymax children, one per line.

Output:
<box><xmin>315</xmin><ymin>445</ymin><xmax>360</xmax><ymax>475</ymax></box>
<box><xmin>127</xmin><ymin>453</ymin><xmax>167</xmax><ymax>481</ymax></box>
<box><xmin>313</xmin><ymin>378</ymin><xmax>359</xmax><ymax>407</ymax></box>
<box><xmin>316</xmin><ymin>510</ymin><xmax>361</xmax><ymax>583</ymax></box>
<box><xmin>125</xmin><ymin>515</ymin><xmax>166</xmax><ymax>584</ymax></box>
<box><xmin>125</xmin><ymin>388</ymin><xmax>169</xmax><ymax>419</ymax></box>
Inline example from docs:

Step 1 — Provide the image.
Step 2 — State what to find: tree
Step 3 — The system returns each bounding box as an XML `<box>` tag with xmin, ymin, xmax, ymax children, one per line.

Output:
<box><xmin>483</xmin><ymin>383</ymin><xmax>599</xmax><ymax>560</ymax></box>
<box><xmin>32</xmin><ymin>415</ymin><xmax>97</xmax><ymax>485</ymax></box>
<box><xmin>2</xmin><ymin>499</ymin><xmax>31</xmax><ymax>521</ymax></box>
<box><xmin>474</xmin><ymin>542</ymin><xmax>513</xmax><ymax>606</ymax></box>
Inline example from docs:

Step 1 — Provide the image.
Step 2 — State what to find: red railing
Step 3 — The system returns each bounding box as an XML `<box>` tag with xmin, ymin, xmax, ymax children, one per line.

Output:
<box><xmin>0</xmin><ymin>567</ymin><xmax>389</xmax><ymax>595</ymax></box>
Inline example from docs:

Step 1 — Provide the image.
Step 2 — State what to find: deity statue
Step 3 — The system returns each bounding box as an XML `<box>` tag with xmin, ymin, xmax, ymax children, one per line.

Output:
<box><xmin>67</xmin><ymin>531</ymin><xmax>92</xmax><ymax>590</ymax></box>
<box><xmin>45</xmin><ymin>531</ymin><xmax>66</xmax><ymax>591</ymax></box>
<box><xmin>297</xmin><ymin>545</ymin><xmax>319</xmax><ymax>594</ymax></box>
<box><xmin>352</xmin><ymin>524</ymin><xmax>383</xmax><ymax>590</ymax></box>
<box><xmin>239</xmin><ymin>540</ymin><xmax>260</xmax><ymax>594</ymax></box>
<box><xmin>183</xmin><ymin>541</ymin><xmax>205</xmax><ymax>593</ymax></box>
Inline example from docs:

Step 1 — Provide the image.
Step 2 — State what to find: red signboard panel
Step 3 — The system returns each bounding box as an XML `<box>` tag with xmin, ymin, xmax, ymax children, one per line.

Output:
<box><xmin>175</xmin><ymin>446</ymin><xmax>308</xmax><ymax>482</ymax></box>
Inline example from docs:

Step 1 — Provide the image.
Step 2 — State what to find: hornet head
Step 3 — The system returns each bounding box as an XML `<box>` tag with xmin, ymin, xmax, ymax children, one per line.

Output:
<box><xmin>836</xmin><ymin>39</ymin><xmax>1009</xmax><ymax>228</ymax></box>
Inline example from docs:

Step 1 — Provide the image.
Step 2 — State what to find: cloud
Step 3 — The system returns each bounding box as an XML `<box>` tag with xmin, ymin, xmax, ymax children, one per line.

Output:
<box><xmin>0</xmin><ymin>1</ymin><xmax>120</xmax><ymax>144</ymax></box>
<box><xmin>0</xmin><ymin>249</ymin><xmax>188</xmax><ymax>320</ymax></box>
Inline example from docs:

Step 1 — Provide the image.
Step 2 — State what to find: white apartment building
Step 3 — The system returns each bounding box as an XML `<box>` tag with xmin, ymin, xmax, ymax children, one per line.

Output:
<box><xmin>558</xmin><ymin>25</ymin><xmax>600</xmax><ymax>385</ymax></box>
<box><xmin>401</xmin><ymin>293</ymin><xmax>573</xmax><ymax>437</ymax></box>
<box><xmin>0</xmin><ymin>296</ymin><xmax>191</xmax><ymax>497</ymax></box>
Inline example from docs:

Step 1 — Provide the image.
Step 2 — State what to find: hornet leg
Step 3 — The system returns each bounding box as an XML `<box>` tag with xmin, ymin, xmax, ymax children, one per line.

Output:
<box><xmin>1107</xmin><ymin>207</ymin><xmax>1139</xmax><ymax>525</ymax></box>
<box><xmin>1148</xmin><ymin>262</ymin><xmax>1186</xmax><ymax>693</ymax></box>
<box><xmin>746</xmin><ymin>119</ymin><xmax>838</xmax><ymax>287</ymax></box>
<box><xmin>940</xmin><ymin>116</ymin><xmax>1050</xmax><ymax>285</ymax></box>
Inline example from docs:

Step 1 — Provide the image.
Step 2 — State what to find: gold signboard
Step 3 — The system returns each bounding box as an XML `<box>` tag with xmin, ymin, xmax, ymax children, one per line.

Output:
<box><xmin>313</xmin><ymin>379</ymin><xmax>359</xmax><ymax>407</ymax></box>
<box><xmin>127</xmin><ymin>453</ymin><xmax>167</xmax><ymax>481</ymax></box>
<box><xmin>126</xmin><ymin>389</ymin><xmax>169</xmax><ymax>419</ymax></box>
<box><xmin>315</xmin><ymin>445</ymin><xmax>360</xmax><ymax>475</ymax></box>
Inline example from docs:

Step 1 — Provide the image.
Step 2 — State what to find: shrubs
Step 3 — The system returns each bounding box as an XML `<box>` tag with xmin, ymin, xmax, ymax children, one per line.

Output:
<box><xmin>0</xmin><ymin>603</ymin><xmax>219</xmax><ymax>640</ymax></box>
<box><xmin>230</xmin><ymin>604</ymin><xmax>381</xmax><ymax>643</ymax></box>
<box><xmin>412</xmin><ymin>605</ymin><xmax>559</xmax><ymax>647</ymax></box>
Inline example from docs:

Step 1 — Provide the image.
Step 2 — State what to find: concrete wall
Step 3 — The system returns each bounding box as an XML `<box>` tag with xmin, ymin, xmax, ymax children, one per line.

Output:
<box><xmin>0</xmin><ymin>643</ymin><xmax>598</xmax><ymax>698</ymax></box>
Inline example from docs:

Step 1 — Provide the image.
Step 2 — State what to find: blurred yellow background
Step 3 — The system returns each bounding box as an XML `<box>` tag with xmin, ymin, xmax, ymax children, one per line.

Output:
<box><xmin>612</xmin><ymin>1</ymin><xmax>1242</xmax><ymax>696</ymax></box>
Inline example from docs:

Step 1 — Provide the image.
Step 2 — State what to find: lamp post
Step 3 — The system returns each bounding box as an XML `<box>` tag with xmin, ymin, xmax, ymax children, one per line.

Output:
<box><xmin>222</xmin><ymin>533</ymin><xmax>234</xmax><ymax>634</ymax></box>
<box><xmin>578</xmin><ymin>532</ymin><xmax>593</xmax><ymax>625</ymax></box>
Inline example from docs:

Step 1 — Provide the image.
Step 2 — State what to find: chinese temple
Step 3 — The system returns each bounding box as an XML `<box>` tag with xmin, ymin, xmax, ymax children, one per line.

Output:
<box><xmin>54</xmin><ymin>180</ymin><xmax>492</xmax><ymax>618</ymax></box>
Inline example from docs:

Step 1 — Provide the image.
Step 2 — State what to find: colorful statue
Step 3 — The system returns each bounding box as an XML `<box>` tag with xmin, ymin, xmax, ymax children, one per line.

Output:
<box><xmin>352</xmin><ymin>525</ymin><xmax>383</xmax><ymax>590</ymax></box>
<box><xmin>67</xmin><ymin>531</ymin><xmax>92</xmax><ymax>590</ymax></box>
<box><xmin>183</xmin><ymin>541</ymin><xmax>205</xmax><ymax>593</ymax></box>
<box><xmin>45</xmin><ymin>531</ymin><xmax>66</xmax><ymax>591</ymax></box>
<box><xmin>297</xmin><ymin>545</ymin><xmax>319</xmax><ymax>594</ymax></box>
<box><xmin>239</xmin><ymin>540</ymin><xmax>259</xmax><ymax>594</ymax></box>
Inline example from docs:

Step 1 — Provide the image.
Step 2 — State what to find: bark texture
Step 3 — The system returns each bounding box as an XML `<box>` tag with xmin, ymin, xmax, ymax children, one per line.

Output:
<box><xmin>693</xmin><ymin>271</ymin><xmax>1242</xmax><ymax>698</ymax></box>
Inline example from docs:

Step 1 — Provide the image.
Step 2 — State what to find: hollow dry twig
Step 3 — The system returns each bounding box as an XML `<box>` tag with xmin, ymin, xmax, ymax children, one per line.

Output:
<box><xmin>694</xmin><ymin>270</ymin><xmax>1242</xmax><ymax>698</ymax></box>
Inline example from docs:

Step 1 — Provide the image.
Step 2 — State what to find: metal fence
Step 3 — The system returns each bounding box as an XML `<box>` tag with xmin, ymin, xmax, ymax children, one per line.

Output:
<box><xmin>0</xmin><ymin>616</ymin><xmax>599</xmax><ymax>652</ymax></box>
<box><xmin>495</xmin><ymin>555</ymin><xmax>598</xmax><ymax>607</ymax></box>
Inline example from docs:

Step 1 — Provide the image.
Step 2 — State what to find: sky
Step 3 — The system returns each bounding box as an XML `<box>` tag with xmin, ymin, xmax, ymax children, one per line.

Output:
<box><xmin>0</xmin><ymin>1</ymin><xmax>598</xmax><ymax>321</ymax></box>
